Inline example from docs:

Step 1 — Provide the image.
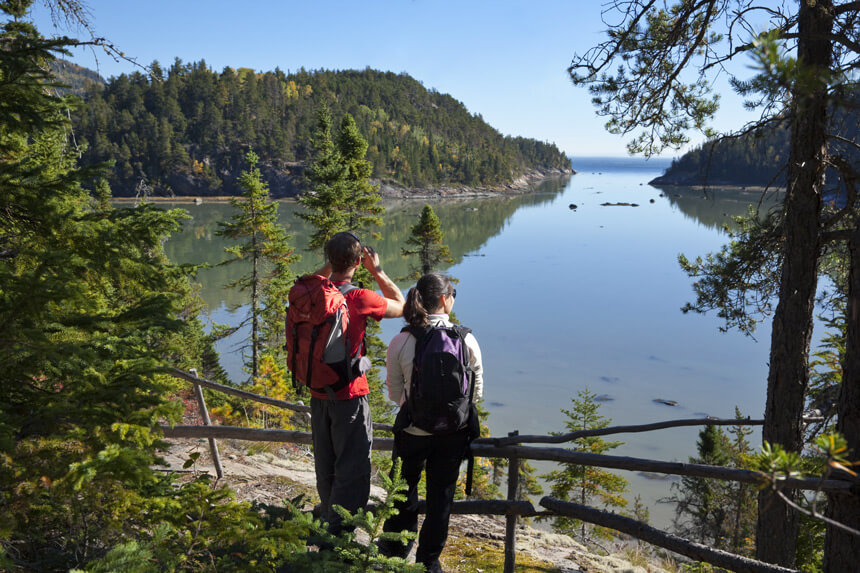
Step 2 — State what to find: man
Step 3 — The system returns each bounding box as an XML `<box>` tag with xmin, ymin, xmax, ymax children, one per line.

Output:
<box><xmin>310</xmin><ymin>231</ymin><xmax>404</xmax><ymax>535</ymax></box>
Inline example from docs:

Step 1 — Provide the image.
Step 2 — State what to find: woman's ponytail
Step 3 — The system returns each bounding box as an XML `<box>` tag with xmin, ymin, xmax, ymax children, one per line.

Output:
<box><xmin>403</xmin><ymin>273</ymin><xmax>452</xmax><ymax>328</ymax></box>
<box><xmin>403</xmin><ymin>287</ymin><xmax>429</xmax><ymax>328</ymax></box>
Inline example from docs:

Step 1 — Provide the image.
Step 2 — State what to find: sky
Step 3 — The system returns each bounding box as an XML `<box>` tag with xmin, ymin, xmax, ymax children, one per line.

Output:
<box><xmin>27</xmin><ymin>0</ymin><xmax>763</xmax><ymax>159</ymax></box>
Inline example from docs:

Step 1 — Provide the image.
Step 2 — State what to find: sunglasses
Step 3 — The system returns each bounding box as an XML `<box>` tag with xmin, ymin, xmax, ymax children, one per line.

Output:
<box><xmin>344</xmin><ymin>231</ymin><xmax>361</xmax><ymax>245</ymax></box>
<box><xmin>447</xmin><ymin>289</ymin><xmax>457</xmax><ymax>299</ymax></box>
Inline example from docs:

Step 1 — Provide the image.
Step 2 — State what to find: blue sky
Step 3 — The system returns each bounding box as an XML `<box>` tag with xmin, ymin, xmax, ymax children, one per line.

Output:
<box><xmin>28</xmin><ymin>0</ymin><xmax>761</xmax><ymax>159</ymax></box>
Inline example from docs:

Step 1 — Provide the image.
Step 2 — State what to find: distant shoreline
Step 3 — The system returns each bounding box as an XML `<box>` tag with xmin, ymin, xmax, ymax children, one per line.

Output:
<box><xmin>650</xmin><ymin>182</ymin><xmax>787</xmax><ymax>193</ymax></box>
<box><xmin>111</xmin><ymin>169</ymin><xmax>574</xmax><ymax>204</ymax></box>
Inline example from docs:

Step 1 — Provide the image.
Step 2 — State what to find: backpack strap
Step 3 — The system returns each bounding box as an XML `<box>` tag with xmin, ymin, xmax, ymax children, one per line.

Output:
<box><xmin>291</xmin><ymin>322</ymin><xmax>300</xmax><ymax>393</ymax></box>
<box><xmin>320</xmin><ymin>282</ymin><xmax>357</xmax><ymax>399</ymax></box>
<box><xmin>337</xmin><ymin>282</ymin><xmax>360</xmax><ymax>296</ymax></box>
<box><xmin>452</xmin><ymin>324</ymin><xmax>479</xmax><ymax>496</ymax></box>
<box><xmin>399</xmin><ymin>325</ymin><xmax>432</xmax><ymax>410</ymax></box>
<box><xmin>337</xmin><ymin>282</ymin><xmax>365</xmax><ymax>358</ymax></box>
<box><xmin>306</xmin><ymin>323</ymin><xmax>320</xmax><ymax>391</ymax></box>
<box><xmin>451</xmin><ymin>325</ymin><xmax>474</xmax><ymax>399</ymax></box>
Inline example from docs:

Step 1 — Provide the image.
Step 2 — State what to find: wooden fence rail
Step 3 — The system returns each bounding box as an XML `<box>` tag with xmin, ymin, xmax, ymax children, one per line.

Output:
<box><xmin>486</xmin><ymin>417</ymin><xmax>768</xmax><ymax>446</ymax></box>
<box><xmin>160</xmin><ymin>425</ymin><xmax>853</xmax><ymax>494</ymax></box>
<box><xmin>539</xmin><ymin>498</ymin><xmax>797</xmax><ymax>573</ymax></box>
<box><xmin>167</xmin><ymin>367</ymin><xmax>392</xmax><ymax>431</ymax></box>
<box><xmin>164</xmin><ymin>368</ymin><xmax>854</xmax><ymax>573</ymax></box>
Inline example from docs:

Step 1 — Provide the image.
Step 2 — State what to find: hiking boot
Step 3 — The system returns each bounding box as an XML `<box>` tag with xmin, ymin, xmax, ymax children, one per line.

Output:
<box><xmin>421</xmin><ymin>559</ymin><xmax>444</xmax><ymax>573</ymax></box>
<box><xmin>377</xmin><ymin>537</ymin><xmax>414</xmax><ymax>559</ymax></box>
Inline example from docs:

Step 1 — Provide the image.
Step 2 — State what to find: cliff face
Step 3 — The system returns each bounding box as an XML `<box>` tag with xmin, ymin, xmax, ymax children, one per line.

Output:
<box><xmin>152</xmin><ymin>162</ymin><xmax>307</xmax><ymax>198</ymax></box>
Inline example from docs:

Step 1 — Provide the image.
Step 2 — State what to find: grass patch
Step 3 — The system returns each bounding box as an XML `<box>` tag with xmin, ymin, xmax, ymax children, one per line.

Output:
<box><xmin>441</xmin><ymin>533</ymin><xmax>562</xmax><ymax>572</ymax></box>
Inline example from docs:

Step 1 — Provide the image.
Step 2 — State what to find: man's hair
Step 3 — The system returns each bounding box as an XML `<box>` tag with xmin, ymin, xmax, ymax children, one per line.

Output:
<box><xmin>325</xmin><ymin>232</ymin><xmax>362</xmax><ymax>273</ymax></box>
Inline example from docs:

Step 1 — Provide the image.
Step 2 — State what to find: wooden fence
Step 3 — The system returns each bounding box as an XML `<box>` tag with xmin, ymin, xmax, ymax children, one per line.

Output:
<box><xmin>162</xmin><ymin>367</ymin><xmax>855</xmax><ymax>573</ymax></box>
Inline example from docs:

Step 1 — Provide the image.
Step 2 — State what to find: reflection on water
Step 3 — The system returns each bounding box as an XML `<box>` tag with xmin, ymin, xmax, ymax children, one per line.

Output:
<box><xmin>162</xmin><ymin>176</ymin><xmax>571</xmax><ymax>306</ymax></box>
<box><xmin>655</xmin><ymin>185</ymin><xmax>783</xmax><ymax>230</ymax></box>
<box><xmin>161</xmin><ymin>159</ymin><xmax>779</xmax><ymax>528</ymax></box>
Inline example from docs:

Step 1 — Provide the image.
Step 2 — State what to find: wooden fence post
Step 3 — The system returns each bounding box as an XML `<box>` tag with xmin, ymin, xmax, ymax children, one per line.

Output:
<box><xmin>504</xmin><ymin>430</ymin><xmax>519</xmax><ymax>573</ymax></box>
<box><xmin>190</xmin><ymin>368</ymin><xmax>224</xmax><ymax>479</ymax></box>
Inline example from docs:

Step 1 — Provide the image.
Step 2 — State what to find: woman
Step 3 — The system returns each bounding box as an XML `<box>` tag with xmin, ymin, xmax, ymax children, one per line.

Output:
<box><xmin>380</xmin><ymin>273</ymin><xmax>483</xmax><ymax>573</ymax></box>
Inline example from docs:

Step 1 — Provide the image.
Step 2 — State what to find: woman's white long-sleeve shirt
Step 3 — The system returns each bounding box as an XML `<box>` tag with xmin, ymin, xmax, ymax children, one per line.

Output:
<box><xmin>386</xmin><ymin>314</ymin><xmax>484</xmax><ymax>436</ymax></box>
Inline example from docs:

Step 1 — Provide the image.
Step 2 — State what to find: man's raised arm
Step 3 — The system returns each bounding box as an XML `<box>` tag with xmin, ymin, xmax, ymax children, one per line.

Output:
<box><xmin>362</xmin><ymin>247</ymin><xmax>404</xmax><ymax>318</ymax></box>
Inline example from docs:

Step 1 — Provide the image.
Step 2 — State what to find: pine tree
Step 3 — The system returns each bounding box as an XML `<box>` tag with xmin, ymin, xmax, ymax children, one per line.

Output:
<box><xmin>668</xmin><ymin>411</ymin><xmax>756</xmax><ymax>556</ymax></box>
<box><xmin>296</xmin><ymin>103</ymin><xmax>350</xmax><ymax>250</ymax></box>
<box><xmin>216</xmin><ymin>150</ymin><xmax>299</xmax><ymax>382</ymax></box>
<box><xmin>402</xmin><ymin>204</ymin><xmax>454</xmax><ymax>277</ymax></box>
<box><xmin>291</xmin><ymin>105</ymin><xmax>395</xmax><ymax>431</ymax></box>
<box><xmin>569</xmin><ymin>3</ymin><xmax>860</xmax><ymax>563</ymax></box>
<box><xmin>0</xmin><ymin>9</ymin><xmax>323</xmax><ymax>569</ymax></box>
<box><xmin>337</xmin><ymin>113</ymin><xmax>384</xmax><ymax>235</ymax></box>
<box><xmin>542</xmin><ymin>387</ymin><xmax>628</xmax><ymax>542</ymax></box>
<box><xmin>670</xmin><ymin>425</ymin><xmax>733</xmax><ymax>547</ymax></box>
<box><xmin>0</xmin><ymin>4</ymin><xmax>193</xmax><ymax>566</ymax></box>
<box><xmin>726</xmin><ymin>408</ymin><xmax>756</xmax><ymax>555</ymax></box>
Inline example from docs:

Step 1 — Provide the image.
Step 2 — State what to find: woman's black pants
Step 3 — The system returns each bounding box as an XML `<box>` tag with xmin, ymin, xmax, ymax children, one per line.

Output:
<box><xmin>381</xmin><ymin>428</ymin><xmax>470</xmax><ymax>566</ymax></box>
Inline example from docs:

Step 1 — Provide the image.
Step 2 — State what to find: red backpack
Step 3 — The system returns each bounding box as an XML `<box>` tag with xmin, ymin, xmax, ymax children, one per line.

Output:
<box><xmin>285</xmin><ymin>275</ymin><xmax>363</xmax><ymax>399</ymax></box>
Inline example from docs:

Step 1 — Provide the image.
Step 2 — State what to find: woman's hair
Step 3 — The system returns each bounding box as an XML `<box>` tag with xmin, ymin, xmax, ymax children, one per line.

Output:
<box><xmin>403</xmin><ymin>273</ymin><xmax>453</xmax><ymax>328</ymax></box>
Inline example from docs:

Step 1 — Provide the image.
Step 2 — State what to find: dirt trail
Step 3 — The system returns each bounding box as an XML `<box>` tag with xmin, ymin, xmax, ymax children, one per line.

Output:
<box><xmin>159</xmin><ymin>438</ymin><xmax>669</xmax><ymax>572</ymax></box>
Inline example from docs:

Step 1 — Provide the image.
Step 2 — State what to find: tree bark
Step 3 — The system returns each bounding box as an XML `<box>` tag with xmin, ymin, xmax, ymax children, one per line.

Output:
<box><xmin>756</xmin><ymin>1</ymin><xmax>832</xmax><ymax>566</ymax></box>
<box><xmin>824</xmin><ymin>221</ymin><xmax>860</xmax><ymax>571</ymax></box>
<box><xmin>251</xmin><ymin>215</ymin><xmax>260</xmax><ymax>381</ymax></box>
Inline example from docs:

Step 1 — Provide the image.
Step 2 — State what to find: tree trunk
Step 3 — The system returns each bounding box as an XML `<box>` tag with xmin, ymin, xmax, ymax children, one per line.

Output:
<box><xmin>756</xmin><ymin>0</ymin><xmax>831</xmax><ymax>566</ymax></box>
<box><xmin>251</xmin><ymin>223</ymin><xmax>260</xmax><ymax>381</ymax></box>
<box><xmin>823</xmin><ymin>221</ymin><xmax>860</xmax><ymax>571</ymax></box>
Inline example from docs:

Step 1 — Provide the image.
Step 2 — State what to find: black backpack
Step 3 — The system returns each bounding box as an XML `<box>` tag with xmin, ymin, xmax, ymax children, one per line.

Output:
<box><xmin>403</xmin><ymin>324</ymin><xmax>474</xmax><ymax>435</ymax></box>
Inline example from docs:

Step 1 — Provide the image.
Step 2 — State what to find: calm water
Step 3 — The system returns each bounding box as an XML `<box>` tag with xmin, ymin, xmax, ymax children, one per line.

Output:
<box><xmin>162</xmin><ymin>156</ymin><xmax>783</xmax><ymax>527</ymax></box>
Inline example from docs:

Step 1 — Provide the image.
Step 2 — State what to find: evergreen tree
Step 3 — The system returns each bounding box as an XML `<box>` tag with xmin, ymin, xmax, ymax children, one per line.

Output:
<box><xmin>668</xmin><ymin>412</ymin><xmax>756</xmax><ymax>557</ymax></box>
<box><xmin>542</xmin><ymin>388</ymin><xmax>628</xmax><ymax>542</ymax></box>
<box><xmin>292</xmin><ymin>105</ymin><xmax>395</xmax><ymax>431</ymax></box>
<box><xmin>570</xmin><ymin>2</ymin><xmax>859</xmax><ymax>564</ymax></box>
<box><xmin>726</xmin><ymin>409</ymin><xmax>757</xmax><ymax>555</ymax></box>
<box><xmin>0</xmin><ymin>5</ymin><xmax>238</xmax><ymax>567</ymax></box>
<box><xmin>671</xmin><ymin>425</ymin><xmax>733</xmax><ymax>547</ymax></box>
<box><xmin>216</xmin><ymin>150</ymin><xmax>299</xmax><ymax>382</ymax></box>
<box><xmin>296</xmin><ymin>103</ymin><xmax>350</xmax><ymax>250</ymax></box>
<box><xmin>402</xmin><ymin>203</ymin><xmax>454</xmax><ymax>277</ymax></box>
<box><xmin>337</xmin><ymin>113</ymin><xmax>384</xmax><ymax>234</ymax></box>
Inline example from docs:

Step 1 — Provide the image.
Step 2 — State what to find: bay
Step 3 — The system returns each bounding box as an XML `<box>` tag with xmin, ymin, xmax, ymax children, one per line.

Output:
<box><xmin>162</xmin><ymin>156</ymin><xmax>782</xmax><ymax>528</ymax></box>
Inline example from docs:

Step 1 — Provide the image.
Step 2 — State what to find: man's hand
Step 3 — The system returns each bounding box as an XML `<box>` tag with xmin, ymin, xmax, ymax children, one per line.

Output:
<box><xmin>360</xmin><ymin>246</ymin><xmax>404</xmax><ymax>318</ymax></box>
<box><xmin>362</xmin><ymin>246</ymin><xmax>383</xmax><ymax>275</ymax></box>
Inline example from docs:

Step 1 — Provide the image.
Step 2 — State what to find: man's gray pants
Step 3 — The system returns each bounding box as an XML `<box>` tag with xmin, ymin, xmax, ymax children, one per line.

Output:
<box><xmin>310</xmin><ymin>395</ymin><xmax>372</xmax><ymax>534</ymax></box>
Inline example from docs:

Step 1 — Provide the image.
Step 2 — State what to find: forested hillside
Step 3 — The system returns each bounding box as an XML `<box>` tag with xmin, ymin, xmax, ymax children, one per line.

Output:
<box><xmin>68</xmin><ymin>62</ymin><xmax>572</xmax><ymax>196</ymax></box>
<box><xmin>651</xmin><ymin>102</ymin><xmax>857</xmax><ymax>188</ymax></box>
<box><xmin>50</xmin><ymin>59</ymin><xmax>104</xmax><ymax>95</ymax></box>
